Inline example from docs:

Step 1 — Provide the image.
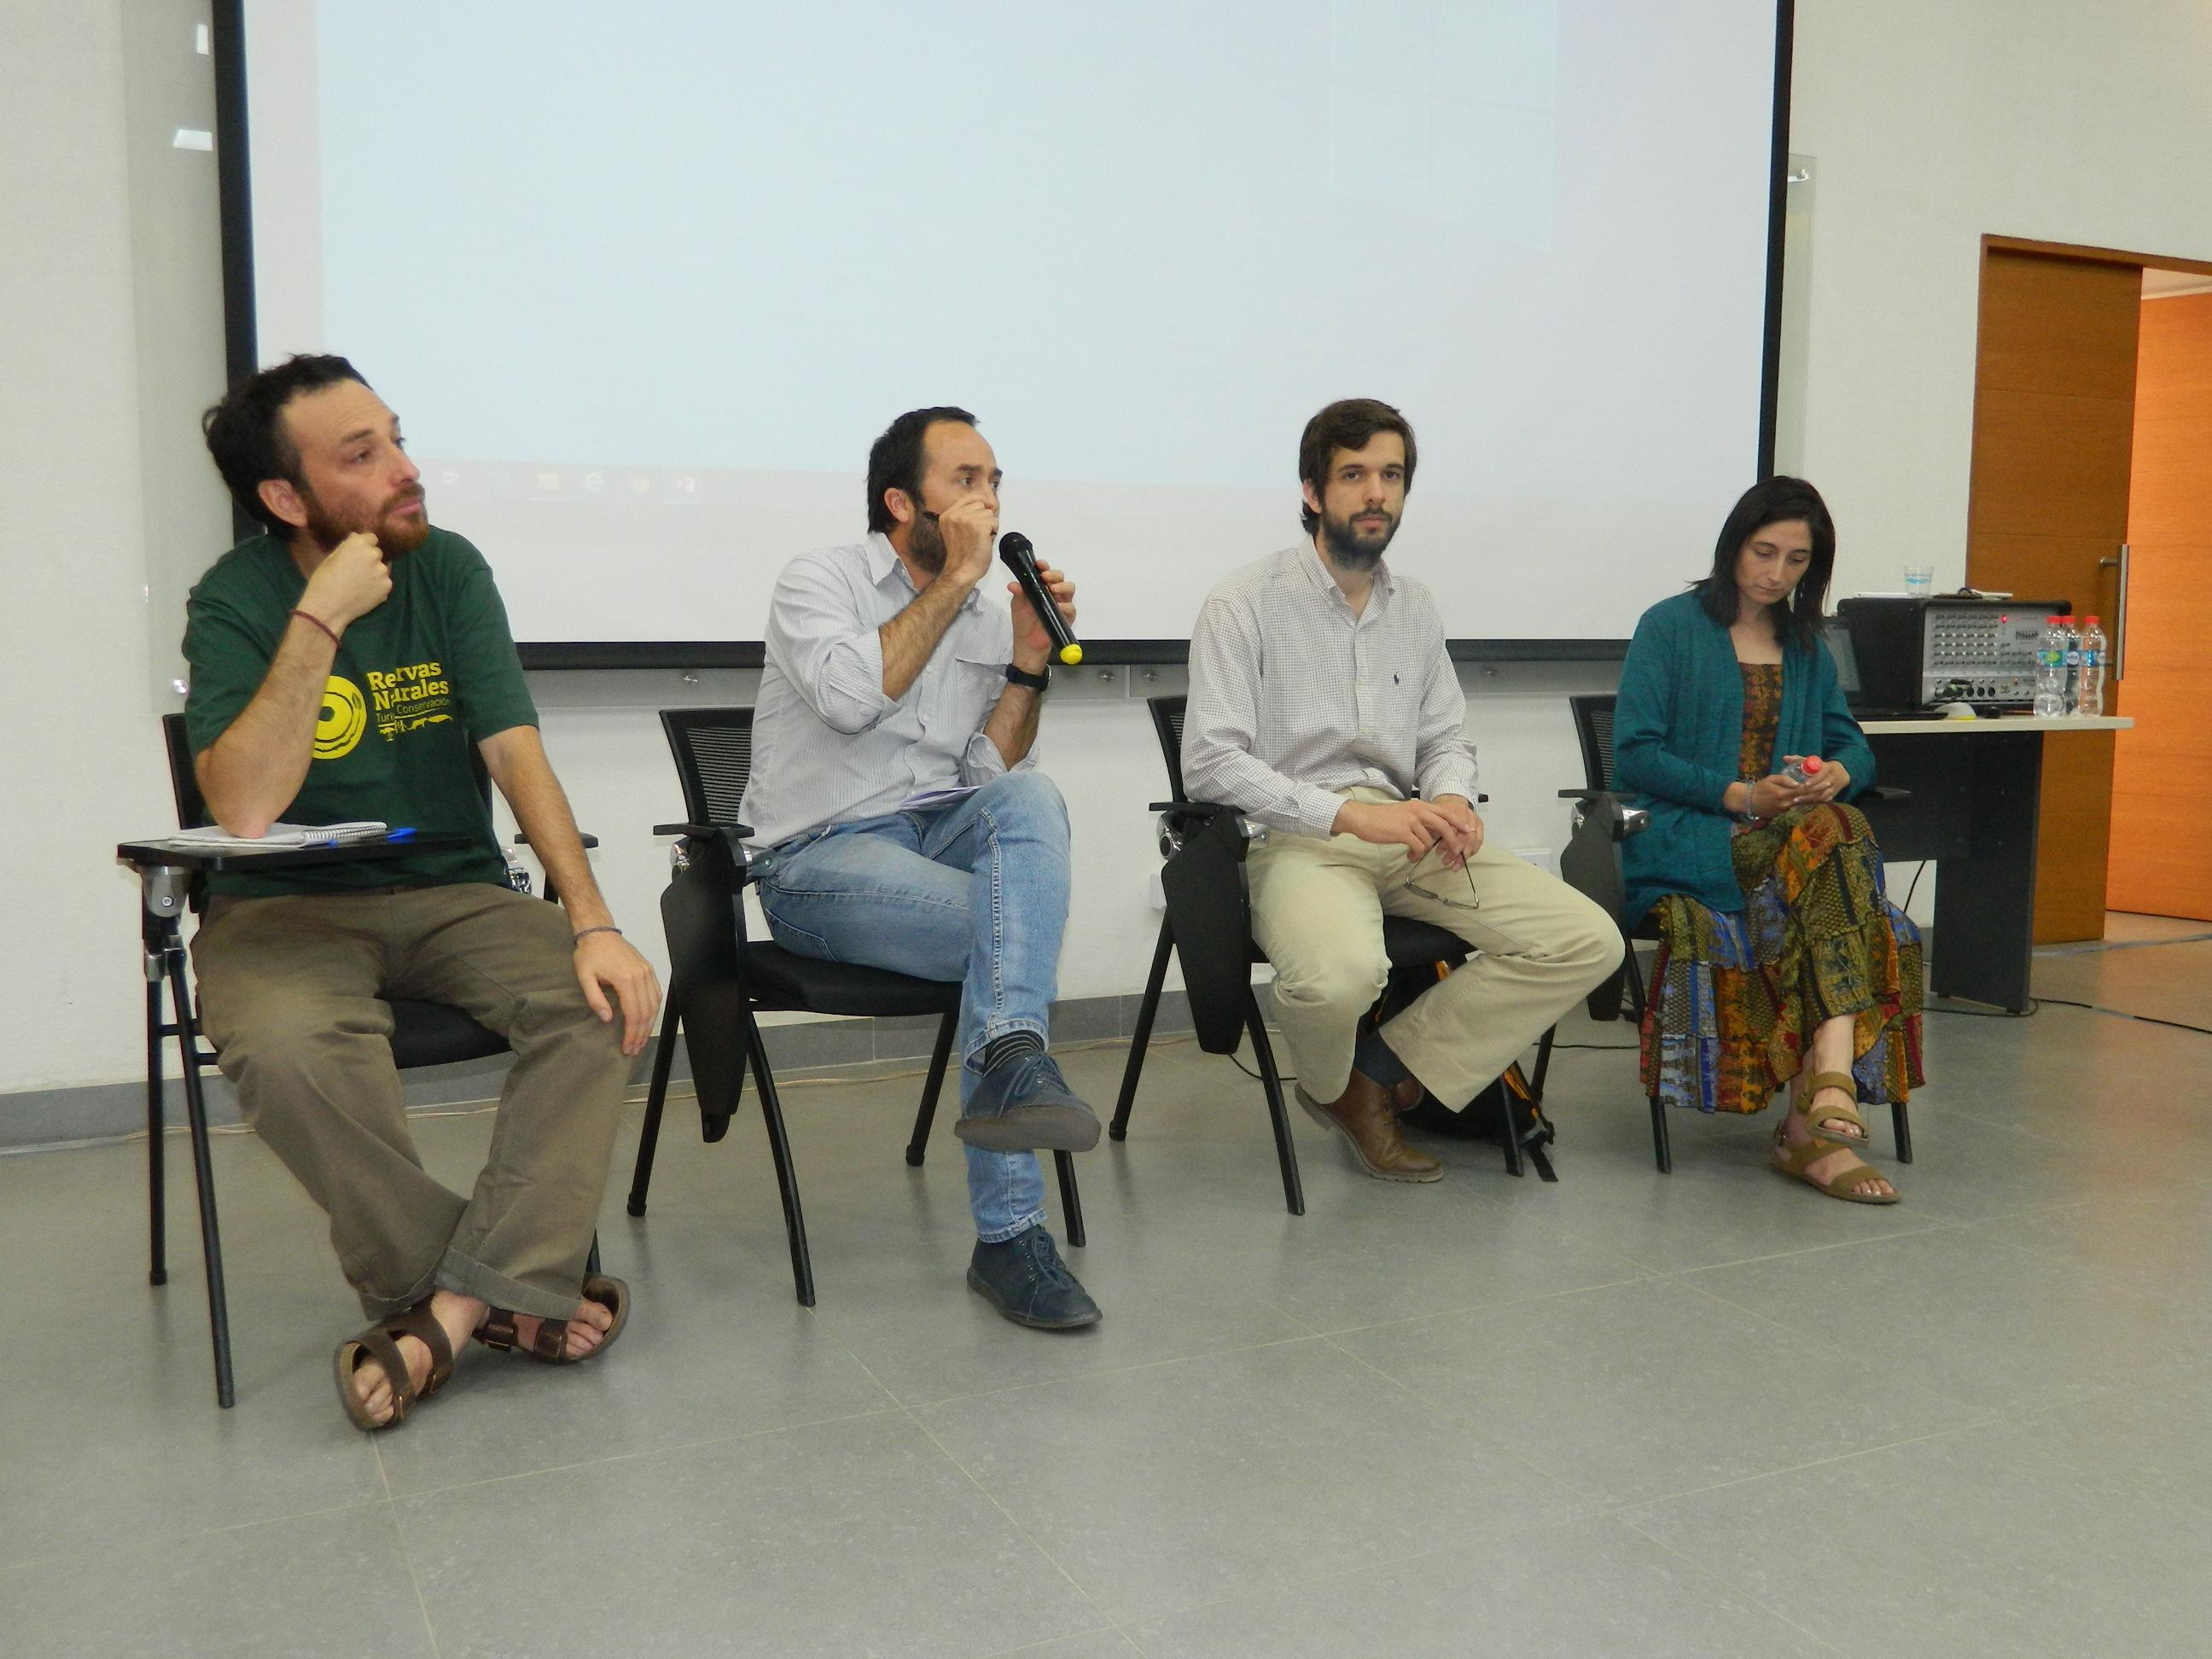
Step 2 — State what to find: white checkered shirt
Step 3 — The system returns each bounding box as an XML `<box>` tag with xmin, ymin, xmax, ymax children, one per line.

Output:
<box><xmin>1181</xmin><ymin>540</ymin><xmax>1478</xmax><ymax>838</ymax></box>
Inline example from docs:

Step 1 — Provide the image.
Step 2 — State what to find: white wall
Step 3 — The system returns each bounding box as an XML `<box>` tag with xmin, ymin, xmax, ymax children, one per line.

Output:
<box><xmin>11</xmin><ymin>0</ymin><xmax>2212</xmax><ymax>1100</ymax></box>
<box><xmin>1786</xmin><ymin>0</ymin><xmax>2212</xmax><ymax>594</ymax></box>
<box><xmin>0</xmin><ymin>3</ymin><xmax>187</xmax><ymax>1094</ymax></box>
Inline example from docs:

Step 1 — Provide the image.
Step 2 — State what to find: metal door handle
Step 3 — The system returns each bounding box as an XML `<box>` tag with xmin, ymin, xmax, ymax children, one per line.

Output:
<box><xmin>2098</xmin><ymin>544</ymin><xmax>2130</xmax><ymax>679</ymax></box>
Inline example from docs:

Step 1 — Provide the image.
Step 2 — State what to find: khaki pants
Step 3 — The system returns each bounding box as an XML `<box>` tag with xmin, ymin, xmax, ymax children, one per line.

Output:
<box><xmin>1247</xmin><ymin>789</ymin><xmax>1624</xmax><ymax>1109</ymax></box>
<box><xmin>191</xmin><ymin>882</ymin><xmax>629</xmax><ymax>1321</ymax></box>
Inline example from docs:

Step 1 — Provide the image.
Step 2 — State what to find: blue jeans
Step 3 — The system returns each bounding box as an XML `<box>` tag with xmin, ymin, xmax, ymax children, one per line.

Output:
<box><xmin>754</xmin><ymin>771</ymin><xmax>1071</xmax><ymax>1243</ymax></box>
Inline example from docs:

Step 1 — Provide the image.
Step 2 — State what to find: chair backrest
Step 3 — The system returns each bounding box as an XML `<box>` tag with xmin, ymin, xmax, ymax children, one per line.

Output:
<box><xmin>660</xmin><ymin>707</ymin><xmax>756</xmax><ymax>825</ymax></box>
<box><xmin>1569</xmin><ymin>695</ymin><xmax>1619</xmax><ymax>793</ymax></box>
<box><xmin>161</xmin><ymin>713</ymin><xmax>212</xmax><ymax>830</ymax></box>
<box><xmin>1146</xmin><ymin>695</ymin><xmax>1187</xmax><ymax>802</ymax></box>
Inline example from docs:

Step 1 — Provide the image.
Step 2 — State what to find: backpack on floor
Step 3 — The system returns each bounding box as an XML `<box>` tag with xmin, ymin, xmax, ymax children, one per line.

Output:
<box><xmin>1366</xmin><ymin>958</ymin><xmax>1560</xmax><ymax>1179</ymax></box>
<box><xmin>1399</xmin><ymin>1061</ymin><xmax>1560</xmax><ymax>1182</ymax></box>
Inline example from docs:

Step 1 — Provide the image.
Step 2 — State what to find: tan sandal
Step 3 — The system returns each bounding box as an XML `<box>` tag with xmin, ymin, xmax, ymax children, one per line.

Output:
<box><xmin>1773</xmin><ymin>1085</ymin><xmax>1900</xmax><ymax>1205</ymax></box>
<box><xmin>474</xmin><ymin>1273</ymin><xmax>630</xmax><ymax>1364</ymax></box>
<box><xmin>1796</xmin><ymin>1069</ymin><xmax>1870</xmax><ymax>1143</ymax></box>
<box><xmin>335</xmin><ymin>1299</ymin><xmax>456</xmax><ymax>1431</ymax></box>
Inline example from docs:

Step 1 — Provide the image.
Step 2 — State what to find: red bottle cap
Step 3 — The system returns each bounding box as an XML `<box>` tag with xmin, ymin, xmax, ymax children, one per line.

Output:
<box><xmin>2085</xmin><ymin>614</ymin><xmax>2099</xmax><ymax>625</ymax></box>
<box><xmin>1801</xmin><ymin>756</ymin><xmax>1822</xmax><ymax>773</ymax></box>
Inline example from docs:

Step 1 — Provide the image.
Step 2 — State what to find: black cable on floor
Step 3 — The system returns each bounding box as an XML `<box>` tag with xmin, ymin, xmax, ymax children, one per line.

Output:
<box><xmin>2031</xmin><ymin>995</ymin><xmax>2212</xmax><ymax>1038</ymax></box>
<box><xmin>1226</xmin><ymin>1053</ymin><xmax>1288</xmax><ymax>1083</ymax></box>
<box><xmin>1901</xmin><ymin>860</ymin><xmax>1927</xmax><ymax>917</ymax></box>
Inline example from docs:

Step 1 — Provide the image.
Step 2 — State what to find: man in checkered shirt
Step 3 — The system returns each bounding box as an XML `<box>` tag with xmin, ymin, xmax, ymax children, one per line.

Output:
<box><xmin>1182</xmin><ymin>399</ymin><xmax>1621</xmax><ymax>1183</ymax></box>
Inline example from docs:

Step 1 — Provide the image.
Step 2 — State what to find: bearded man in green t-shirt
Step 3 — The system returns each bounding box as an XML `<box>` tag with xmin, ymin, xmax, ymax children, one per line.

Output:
<box><xmin>183</xmin><ymin>354</ymin><xmax>661</xmax><ymax>1431</ymax></box>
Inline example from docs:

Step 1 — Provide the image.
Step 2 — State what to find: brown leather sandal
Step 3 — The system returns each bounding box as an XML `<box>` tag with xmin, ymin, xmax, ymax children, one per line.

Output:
<box><xmin>335</xmin><ymin>1299</ymin><xmax>456</xmax><ymax>1432</ymax></box>
<box><xmin>474</xmin><ymin>1273</ymin><xmax>630</xmax><ymax>1364</ymax></box>
<box><xmin>1796</xmin><ymin>1069</ymin><xmax>1870</xmax><ymax>1142</ymax></box>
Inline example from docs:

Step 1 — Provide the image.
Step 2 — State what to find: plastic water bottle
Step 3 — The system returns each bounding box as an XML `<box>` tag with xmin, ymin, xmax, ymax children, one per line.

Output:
<box><xmin>2059</xmin><ymin>614</ymin><xmax>2082</xmax><ymax>714</ymax></box>
<box><xmin>2033</xmin><ymin>616</ymin><xmax>2066</xmax><ymax>718</ymax></box>
<box><xmin>1782</xmin><ymin>754</ymin><xmax>1822</xmax><ymax>788</ymax></box>
<box><xmin>2077</xmin><ymin>616</ymin><xmax>2106</xmax><ymax>718</ymax></box>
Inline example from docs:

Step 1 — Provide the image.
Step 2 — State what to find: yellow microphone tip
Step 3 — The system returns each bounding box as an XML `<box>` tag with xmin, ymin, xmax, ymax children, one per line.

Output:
<box><xmin>1061</xmin><ymin>643</ymin><xmax>1083</xmax><ymax>666</ymax></box>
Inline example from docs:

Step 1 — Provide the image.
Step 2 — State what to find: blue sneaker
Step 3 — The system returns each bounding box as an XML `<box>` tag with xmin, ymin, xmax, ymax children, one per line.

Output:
<box><xmin>967</xmin><ymin>1228</ymin><xmax>1101</xmax><ymax>1330</ymax></box>
<box><xmin>954</xmin><ymin>1048</ymin><xmax>1101</xmax><ymax>1153</ymax></box>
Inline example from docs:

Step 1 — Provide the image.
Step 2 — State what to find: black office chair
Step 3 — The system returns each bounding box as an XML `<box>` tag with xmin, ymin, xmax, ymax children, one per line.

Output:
<box><xmin>1556</xmin><ymin>692</ymin><xmax>1913</xmax><ymax>1172</ymax></box>
<box><xmin>1110</xmin><ymin>696</ymin><xmax>1547</xmax><ymax>1211</ymax></box>
<box><xmin>135</xmin><ymin>713</ymin><xmax>594</xmax><ymax>1408</ymax></box>
<box><xmin>626</xmin><ymin>707</ymin><xmax>1084</xmax><ymax>1307</ymax></box>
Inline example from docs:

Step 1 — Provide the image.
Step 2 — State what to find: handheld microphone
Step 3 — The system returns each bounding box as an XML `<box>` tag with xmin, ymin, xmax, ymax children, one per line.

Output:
<box><xmin>998</xmin><ymin>532</ymin><xmax>1082</xmax><ymax>667</ymax></box>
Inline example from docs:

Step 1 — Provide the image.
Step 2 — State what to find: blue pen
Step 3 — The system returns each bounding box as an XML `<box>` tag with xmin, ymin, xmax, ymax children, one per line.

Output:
<box><xmin>386</xmin><ymin>827</ymin><xmax>416</xmax><ymax>841</ymax></box>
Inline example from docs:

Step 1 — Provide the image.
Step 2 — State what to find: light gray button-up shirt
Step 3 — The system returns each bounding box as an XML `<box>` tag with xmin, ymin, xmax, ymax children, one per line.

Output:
<box><xmin>742</xmin><ymin>533</ymin><xmax>1030</xmax><ymax>848</ymax></box>
<box><xmin>1181</xmin><ymin>540</ymin><xmax>1479</xmax><ymax>838</ymax></box>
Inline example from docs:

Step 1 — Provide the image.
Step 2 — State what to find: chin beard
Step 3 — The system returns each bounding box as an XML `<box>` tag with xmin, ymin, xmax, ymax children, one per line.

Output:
<box><xmin>302</xmin><ymin>492</ymin><xmax>430</xmax><ymax>557</ymax></box>
<box><xmin>1319</xmin><ymin>512</ymin><xmax>1395</xmax><ymax>571</ymax></box>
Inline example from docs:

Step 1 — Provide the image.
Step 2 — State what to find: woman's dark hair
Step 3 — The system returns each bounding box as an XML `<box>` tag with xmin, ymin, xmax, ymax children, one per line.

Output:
<box><xmin>1297</xmin><ymin>398</ymin><xmax>1417</xmax><ymax>533</ymax></box>
<box><xmin>1694</xmin><ymin>475</ymin><xmax>1837</xmax><ymax>651</ymax></box>
<box><xmin>201</xmin><ymin>353</ymin><xmax>370</xmax><ymax>533</ymax></box>
<box><xmin>865</xmin><ymin>405</ymin><xmax>979</xmax><ymax>533</ymax></box>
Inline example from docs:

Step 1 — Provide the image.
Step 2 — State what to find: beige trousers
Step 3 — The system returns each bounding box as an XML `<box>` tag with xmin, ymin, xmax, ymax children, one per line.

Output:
<box><xmin>1247</xmin><ymin>789</ymin><xmax>1624</xmax><ymax>1109</ymax></box>
<box><xmin>191</xmin><ymin>882</ymin><xmax>629</xmax><ymax>1320</ymax></box>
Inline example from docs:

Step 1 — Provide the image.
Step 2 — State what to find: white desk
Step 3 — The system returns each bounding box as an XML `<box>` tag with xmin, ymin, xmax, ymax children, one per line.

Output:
<box><xmin>1859</xmin><ymin>715</ymin><xmax>2132</xmax><ymax>736</ymax></box>
<box><xmin>1852</xmin><ymin>714</ymin><xmax>2131</xmax><ymax>1010</ymax></box>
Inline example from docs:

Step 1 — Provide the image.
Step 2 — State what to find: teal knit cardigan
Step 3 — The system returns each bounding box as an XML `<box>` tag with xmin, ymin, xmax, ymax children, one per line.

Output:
<box><xmin>1612</xmin><ymin>591</ymin><xmax>1875</xmax><ymax>924</ymax></box>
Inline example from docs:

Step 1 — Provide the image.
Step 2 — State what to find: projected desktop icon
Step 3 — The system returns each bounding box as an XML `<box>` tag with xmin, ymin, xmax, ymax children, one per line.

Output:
<box><xmin>533</xmin><ymin>470</ymin><xmax>561</xmax><ymax>493</ymax></box>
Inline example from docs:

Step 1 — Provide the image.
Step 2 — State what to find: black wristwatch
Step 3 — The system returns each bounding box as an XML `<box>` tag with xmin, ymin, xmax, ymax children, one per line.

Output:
<box><xmin>1004</xmin><ymin>663</ymin><xmax>1051</xmax><ymax>692</ymax></box>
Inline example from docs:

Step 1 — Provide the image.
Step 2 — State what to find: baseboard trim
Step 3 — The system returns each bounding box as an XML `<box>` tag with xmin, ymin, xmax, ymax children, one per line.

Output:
<box><xmin>0</xmin><ymin>990</ymin><xmax>1193</xmax><ymax>1155</ymax></box>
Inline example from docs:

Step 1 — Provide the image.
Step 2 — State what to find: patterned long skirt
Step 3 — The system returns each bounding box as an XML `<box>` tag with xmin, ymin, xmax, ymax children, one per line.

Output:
<box><xmin>1640</xmin><ymin>802</ymin><xmax>1925</xmax><ymax>1115</ymax></box>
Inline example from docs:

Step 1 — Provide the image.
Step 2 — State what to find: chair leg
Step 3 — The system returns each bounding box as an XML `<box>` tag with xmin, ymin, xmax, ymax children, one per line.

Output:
<box><xmin>627</xmin><ymin>1011</ymin><xmax>682</xmax><ymax>1217</ymax></box>
<box><xmin>1649</xmin><ymin>1094</ymin><xmax>1672</xmax><ymax>1173</ymax></box>
<box><xmin>1528</xmin><ymin>1023</ymin><xmax>1556</xmax><ymax>1103</ymax></box>
<box><xmin>1246</xmin><ymin>992</ymin><xmax>1305</xmax><ymax>1217</ymax></box>
<box><xmin>1624</xmin><ymin>944</ymin><xmax>1650</xmax><ymax>1022</ymax></box>
<box><xmin>164</xmin><ymin>948</ymin><xmax>234</xmax><ymax>1409</ymax></box>
<box><xmin>744</xmin><ymin>1017</ymin><xmax>816</xmax><ymax>1307</ymax></box>
<box><xmin>905</xmin><ymin>1012</ymin><xmax>958</xmax><ymax>1167</ymax></box>
<box><xmin>1499</xmin><ymin>1085</ymin><xmax>1526</xmax><ymax>1178</ymax></box>
<box><xmin>1892</xmin><ymin>1099</ymin><xmax>1913</xmax><ymax>1165</ymax></box>
<box><xmin>1054</xmin><ymin>1151</ymin><xmax>1086</xmax><ymax>1248</ymax></box>
<box><xmin>1110</xmin><ymin>917</ymin><xmax>1174</xmax><ymax>1141</ymax></box>
<box><xmin>146</xmin><ymin>978</ymin><xmax>168</xmax><ymax>1288</ymax></box>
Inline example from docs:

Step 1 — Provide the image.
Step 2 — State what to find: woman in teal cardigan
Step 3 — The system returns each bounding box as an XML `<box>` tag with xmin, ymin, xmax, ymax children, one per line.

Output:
<box><xmin>1615</xmin><ymin>477</ymin><xmax>1924</xmax><ymax>1202</ymax></box>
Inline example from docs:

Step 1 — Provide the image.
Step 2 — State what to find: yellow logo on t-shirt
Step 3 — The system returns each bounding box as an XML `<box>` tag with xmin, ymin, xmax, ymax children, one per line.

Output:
<box><xmin>314</xmin><ymin>675</ymin><xmax>367</xmax><ymax>759</ymax></box>
<box><xmin>367</xmin><ymin>660</ymin><xmax>453</xmax><ymax>742</ymax></box>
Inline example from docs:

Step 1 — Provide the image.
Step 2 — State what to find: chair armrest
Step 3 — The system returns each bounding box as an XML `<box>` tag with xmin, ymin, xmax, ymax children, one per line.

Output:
<box><xmin>1865</xmin><ymin>785</ymin><xmax>1911</xmax><ymax>806</ymax></box>
<box><xmin>1154</xmin><ymin>799</ymin><xmax>1266</xmax><ymax>858</ymax></box>
<box><xmin>1148</xmin><ymin>800</ymin><xmax>1232</xmax><ymax>818</ymax></box>
<box><xmin>1560</xmin><ymin>789</ymin><xmax>1650</xmax><ymax>842</ymax></box>
<box><xmin>655</xmin><ymin>821</ymin><xmax>754</xmax><ymax>840</ymax></box>
<box><xmin>515</xmin><ymin>831</ymin><xmax>598</xmax><ymax>849</ymax></box>
<box><xmin>115</xmin><ymin>833</ymin><xmax>469</xmax><ymax>875</ymax></box>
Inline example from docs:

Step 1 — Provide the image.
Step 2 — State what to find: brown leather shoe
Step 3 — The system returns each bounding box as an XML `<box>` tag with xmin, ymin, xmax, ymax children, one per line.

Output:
<box><xmin>1391</xmin><ymin>1077</ymin><xmax>1426</xmax><ymax>1113</ymax></box>
<box><xmin>1295</xmin><ymin>1072</ymin><xmax>1443</xmax><ymax>1182</ymax></box>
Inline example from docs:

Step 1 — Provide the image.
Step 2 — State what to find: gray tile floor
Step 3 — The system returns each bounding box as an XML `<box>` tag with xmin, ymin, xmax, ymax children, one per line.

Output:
<box><xmin>5</xmin><ymin>923</ymin><xmax>2210</xmax><ymax>1656</ymax></box>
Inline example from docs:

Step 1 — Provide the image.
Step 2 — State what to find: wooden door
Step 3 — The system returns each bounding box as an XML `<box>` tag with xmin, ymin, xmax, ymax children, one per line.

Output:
<box><xmin>1965</xmin><ymin>242</ymin><xmax>2136</xmax><ymax>942</ymax></box>
<box><xmin>2110</xmin><ymin>290</ymin><xmax>2212</xmax><ymax>919</ymax></box>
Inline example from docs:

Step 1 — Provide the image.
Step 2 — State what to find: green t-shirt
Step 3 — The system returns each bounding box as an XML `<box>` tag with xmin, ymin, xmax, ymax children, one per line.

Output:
<box><xmin>181</xmin><ymin>528</ymin><xmax>539</xmax><ymax>898</ymax></box>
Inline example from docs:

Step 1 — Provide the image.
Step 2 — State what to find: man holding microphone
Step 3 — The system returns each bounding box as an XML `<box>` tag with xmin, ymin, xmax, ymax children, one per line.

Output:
<box><xmin>742</xmin><ymin>406</ymin><xmax>1100</xmax><ymax>1328</ymax></box>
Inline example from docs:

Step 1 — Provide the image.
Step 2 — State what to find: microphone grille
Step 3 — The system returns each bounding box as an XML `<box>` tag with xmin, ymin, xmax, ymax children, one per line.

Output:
<box><xmin>998</xmin><ymin>531</ymin><xmax>1033</xmax><ymax>562</ymax></box>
